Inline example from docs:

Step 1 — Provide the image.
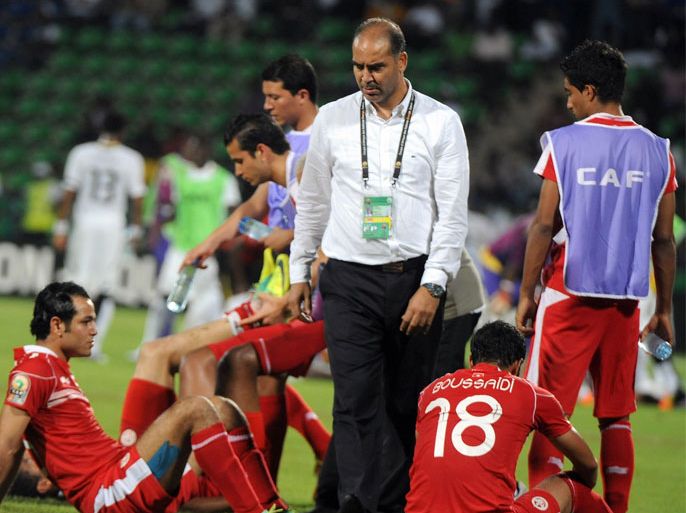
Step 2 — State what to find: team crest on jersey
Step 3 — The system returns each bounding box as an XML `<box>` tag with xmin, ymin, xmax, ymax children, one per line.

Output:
<box><xmin>7</xmin><ymin>373</ymin><xmax>31</xmax><ymax>405</ymax></box>
<box><xmin>531</xmin><ymin>495</ymin><xmax>549</xmax><ymax>511</ymax></box>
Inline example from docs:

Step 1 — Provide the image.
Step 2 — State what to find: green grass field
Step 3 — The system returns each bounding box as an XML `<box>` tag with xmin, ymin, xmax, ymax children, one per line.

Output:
<box><xmin>0</xmin><ymin>295</ymin><xmax>684</xmax><ymax>512</ymax></box>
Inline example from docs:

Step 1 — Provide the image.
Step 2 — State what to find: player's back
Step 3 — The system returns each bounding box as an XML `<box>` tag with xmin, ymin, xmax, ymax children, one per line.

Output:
<box><xmin>64</xmin><ymin>140</ymin><xmax>145</xmax><ymax>225</ymax></box>
<box><xmin>406</xmin><ymin>363</ymin><xmax>570</xmax><ymax>513</ymax></box>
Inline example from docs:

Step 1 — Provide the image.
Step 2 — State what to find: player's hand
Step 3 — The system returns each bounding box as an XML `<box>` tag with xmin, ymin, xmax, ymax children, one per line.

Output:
<box><xmin>400</xmin><ymin>287</ymin><xmax>440</xmax><ymax>336</ymax></box>
<box><xmin>52</xmin><ymin>234</ymin><xmax>67</xmax><ymax>252</ymax></box>
<box><xmin>515</xmin><ymin>296</ymin><xmax>537</xmax><ymax>336</ymax></box>
<box><xmin>181</xmin><ymin>238</ymin><xmax>219</xmax><ymax>270</ymax></box>
<box><xmin>288</xmin><ymin>282</ymin><xmax>312</xmax><ymax>320</ymax></box>
<box><xmin>640</xmin><ymin>312</ymin><xmax>674</xmax><ymax>346</ymax></box>
<box><xmin>241</xmin><ymin>293</ymin><xmax>290</xmax><ymax>326</ymax></box>
<box><xmin>260</xmin><ymin>228</ymin><xmax>294</xmax><ymax>253</ymax></box>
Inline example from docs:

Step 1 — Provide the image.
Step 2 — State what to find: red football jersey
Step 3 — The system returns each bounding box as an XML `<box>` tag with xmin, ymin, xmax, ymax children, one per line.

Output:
<box><xmin>4</xmin><ymin>345</ymin><xmax>126</xmax><ymax>510</ymax></box>
<box><xmin>405</xmin><ymin>363</ymin><xmax>571</xmax><ymax>513</ymax></box>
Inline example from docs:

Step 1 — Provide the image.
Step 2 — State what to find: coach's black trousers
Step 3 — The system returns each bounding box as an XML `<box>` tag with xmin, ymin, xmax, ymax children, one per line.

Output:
<box><xmin>319</xmin><ymin>257</ymin><xmax>444</xmax><ymax>513</ymax></box>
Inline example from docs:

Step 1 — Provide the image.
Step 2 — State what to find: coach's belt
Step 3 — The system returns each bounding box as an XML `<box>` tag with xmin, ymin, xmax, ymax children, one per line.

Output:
<box><xmin>342</xmin><ymin>255</ymin><xmax>426</xmax><ymax>273</ymax></box>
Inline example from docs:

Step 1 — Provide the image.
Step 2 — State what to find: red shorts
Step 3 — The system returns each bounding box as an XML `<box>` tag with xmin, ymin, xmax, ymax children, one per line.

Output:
<box><xmin>80</xmin><ymin>447</ymin><xmax>173</xmax><ymax>513</ymax></box>
<box><xmin>525</xmin><ymin>287</ymin><xmax>638</xmax><ymax>418</ymax></box>
<box><xmin>513</xmin><ymin>489</ymin><xmax>561</xmax><ymax>513</ymax></box>
<box><xmin>208</xmin><ymin>320</ymin><xmax>326</xmax><ymax>377</ymax></box>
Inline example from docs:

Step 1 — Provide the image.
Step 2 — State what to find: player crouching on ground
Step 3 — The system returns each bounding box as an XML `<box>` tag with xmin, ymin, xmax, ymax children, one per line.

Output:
<box><xmin>0</xmin><ymin>282</ymin><xmax>287</xmax><ymax>513</ymax></box>
<box><xmin>406</xmin><ymin>320</ymin><xmax>612</xmax><ymax>513</ymax></box>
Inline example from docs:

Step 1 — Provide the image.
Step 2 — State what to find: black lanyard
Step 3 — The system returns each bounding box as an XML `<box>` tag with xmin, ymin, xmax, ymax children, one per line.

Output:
<box><xmin>360</xmin><ymin>92</ymin><xmax>416</xmax><ymax>189</ymax></box>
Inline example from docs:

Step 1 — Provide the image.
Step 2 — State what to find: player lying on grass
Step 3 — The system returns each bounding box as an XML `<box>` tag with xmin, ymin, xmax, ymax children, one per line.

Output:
<box><xmin>406</xmin><ymin>320</ymin><xmax>612</xmax><ymax>513</ymax></box>
<box><xmin>0</xmin><ymin>281</ymin><xmax>288</xmax><ymax>513</ymax></box>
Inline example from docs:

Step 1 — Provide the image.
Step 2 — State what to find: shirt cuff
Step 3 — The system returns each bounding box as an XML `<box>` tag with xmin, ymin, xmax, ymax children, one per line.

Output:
<box><xmin>420</xmin><ymin>268</ymin><xmax>448</xmax><ymax>288</ymax></box>
<box><xmin>290</xmin><ymin>264</ymin><xmax>311</xmax><ymax>285</ymax></box>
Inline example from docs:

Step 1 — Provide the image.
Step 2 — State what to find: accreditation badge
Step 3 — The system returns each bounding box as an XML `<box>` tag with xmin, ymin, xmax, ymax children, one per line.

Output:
<box><xmin>362</xmin><ymin>196</ymin><xmax>392</xmax><ymax>240</ymax></box>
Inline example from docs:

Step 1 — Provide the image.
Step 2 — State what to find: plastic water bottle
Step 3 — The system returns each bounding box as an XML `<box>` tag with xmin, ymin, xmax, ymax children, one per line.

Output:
<box><xmin>166</xmin><ymin>262</ymin><xmax>198</xmax><ymax>313</ymax></box>
<box><xmin>239</xmin><ymin>217</ymin><xmax>272</xmax><ymax>240</ymax></box>
<box><xmin>639</xmin><ymin>333</ymin><xmax>673</xmax><ymax>361</ymax></box>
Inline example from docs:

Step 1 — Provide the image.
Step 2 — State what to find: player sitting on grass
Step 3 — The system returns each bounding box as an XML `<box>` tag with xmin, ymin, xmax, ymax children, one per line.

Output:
<box><xmin>0</xmin><ymin>282</ymin><xmax>288</xmax><ymax>513</ymax></box>
<box><xmin>406</xmin><ymin>320</ymin><xmax>612</xmax><ymax>513</ymax></box>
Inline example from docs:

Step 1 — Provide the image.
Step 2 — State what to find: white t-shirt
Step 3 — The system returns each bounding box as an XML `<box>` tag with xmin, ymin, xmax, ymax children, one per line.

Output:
<box><xmin>63</xmin><ymin>138</ymin><xmax>146</xmax><ymax>226</ymax></box>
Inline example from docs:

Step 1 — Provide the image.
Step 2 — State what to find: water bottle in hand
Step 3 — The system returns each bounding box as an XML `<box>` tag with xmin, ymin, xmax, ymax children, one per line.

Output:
<box><xmin>239</xmin><ymin>217</ymin><xmax>272</xmax><ymax>240</ymax></box>
<box><xmin>167</xmin><ymin>262</ymin><xmax>198</xmax><ymax>313</ymax></box>
<box><xmin>639</xmin><ymin>333</ymin><xmax>673</xmax><ymax>361</ymax></box>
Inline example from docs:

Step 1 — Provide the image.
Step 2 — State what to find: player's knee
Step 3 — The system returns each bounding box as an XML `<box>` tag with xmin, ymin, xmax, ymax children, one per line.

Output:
<box><xmin>208</xmin><ymin>396</ymin><xmax>246</xmax><ymax>429</ymax></box>
<box><xmin>175</xmin><ymin>395</ymin><xmax>217</xmax><ymax>424</ymax></box>
<box><xmin>223</xmin><ymin>344</ymin><xmax>260</xmax><ymax>377</ymax></box>
<box><xmin>597</xmin><ymin>415</ymin><xmax>629</xmax><ymax>430</ymax></box>
<box><xmin>179</xmin><ymin>347</ymin><xmax>216</xmax><ymax>380</ymax></box>
<box><xmin>138</xmin><ymin>339</ymin><xmax>171</xmax><ymax>366</ymax></box>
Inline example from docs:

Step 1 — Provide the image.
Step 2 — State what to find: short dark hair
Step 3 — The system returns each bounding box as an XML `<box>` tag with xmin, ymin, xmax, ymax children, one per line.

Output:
<box><xmin>560</xmin><ymin>40</ymin><xmax>627</xmax><ymax>103</ymax></box>
<box><xmin>262</xmin><ymin>54</ymin><xmax>319</xmax><ymax>104</ymax></box>
<box><xmin>224</xmin><ymin>113</ymin><xmax>290</xmax><ymax>155</ymax></box>
<box><xmin>102</xmin><ymin>111</ymin><xmax>126</xmax><ymax>134</ymax></box>
<box><xmin>30</xmin><ymin>282</ymin><xmax>90</xmax><ymax>340</ymax></box>
<box><xmin>354</xmin><ymin>17</ymin><xmax>406</xmax><ymax>56</ymax></box>
<box><xmin>470</xmin><ymin>321</ymin><xmax>526</xmax><ymax>369</ymax></box>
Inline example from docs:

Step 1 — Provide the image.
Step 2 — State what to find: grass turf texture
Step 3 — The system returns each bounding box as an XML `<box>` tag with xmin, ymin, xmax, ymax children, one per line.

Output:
<box><xmin>0</xmin><ymin>296</ymin><xmax>683</xmax><ymax>513</ymax></box>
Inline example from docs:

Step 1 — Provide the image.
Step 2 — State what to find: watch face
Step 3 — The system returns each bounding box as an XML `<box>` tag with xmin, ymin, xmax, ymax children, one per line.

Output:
<box><xmin>423</xmin><ymin>283</ymin><xmax>444</xmax><ymax>297</ymax></box>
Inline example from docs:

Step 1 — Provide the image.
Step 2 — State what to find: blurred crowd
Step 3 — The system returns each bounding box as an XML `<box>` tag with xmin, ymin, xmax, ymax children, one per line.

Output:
<box><xmin>0</xmin><ymin>0</ymin><xmax>683</xmax><ymax>326</ymax></box>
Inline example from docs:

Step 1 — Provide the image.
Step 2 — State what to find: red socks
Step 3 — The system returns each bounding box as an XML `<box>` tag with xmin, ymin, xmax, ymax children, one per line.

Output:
<box><xmin>245</xmin><ymin>411</ymin><xmax>267</xmax><ymax>452</ymax></box>
<box><xmin>191</xmin><ymin>423</ymin><xmax>263</xmax><ymax>513</ymax></box>
<box><xmin>259</xmin><ymin>394</ymin><xmax>288</xmax><ymax>479</ymax></box>
<box><xmin>600</xmin><ymin>421</ymin><xmax>634</xmax><ymax>513</ymax></box>
<box><xmin>562</xmin><ymin>475</ymin><xmax>613</xmax><ymax>513</ymax></box>
<box><xmin>285</xmin><ymin>384</ymin><xmax>331</xmax><ymax>461</ymax></box>
<box><xmin>228</xmin><ymin>426</ymin><xmax>288</xmax><ymax>511</ymax></box>
<box><xmin>528</xmin><ymin>431</ymin><xmax>565</xmax><ymax>488</ymax></box>
<box><xmin>119</xmin><ymin>378</ymin><xmax>176</xmax><ymax>445</ymax></box>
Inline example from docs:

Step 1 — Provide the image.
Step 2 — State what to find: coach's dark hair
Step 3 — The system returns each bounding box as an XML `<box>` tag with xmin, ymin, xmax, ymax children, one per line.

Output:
<box><xmin>262</xmin><ymin>54</ymin><xmax>318</xmax><ymax>104</ymax></box>
<box><xmin>354</xmin><ymin>17</ymin><xmax>406</xmax><ymax>56</ymax></box>
<box><xmin>30</xmin><ymin>282</ymin><xmax>90</xmax><ymax>340</ymax></box>
<box><xmin>224</xmin><ymin>113</ymin><xmax>289</xmax><ymax>155</ymax></box>
<box><xmin>560</xmin><ymin>40</ymin><xmax>627</xmax><ymax>103</ymax></box>
<box><xmin>470</xmin><ymin>321</ymin><xmax>526</xmax><ymax>369</ymax></box>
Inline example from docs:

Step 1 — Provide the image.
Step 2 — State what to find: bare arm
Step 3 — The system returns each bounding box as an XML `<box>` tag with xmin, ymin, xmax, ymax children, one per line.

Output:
<box><xmin>52</xmin><ymin>189</ymin><xmax>76</xmax><ymax>252</ymax></box>
<box><xmin>181</xmin><ymin>183</ymin><xmax>270</xmax><ymax>269</ymax></box>
<box><xmin>515</xmin><ymin>179</ymin><xmax>559</xmax><ymax>335</ymax></box>
<box><xmin>642</xmin><ymin>191</ymin><xmax>676</xmax><ymax>343</ymax></box>
<box><xmin>0</xmin><ymin>405</ymin><xmax>31</xmax><ymax>502</ymax></box>
<box><xmin>549</xmin><ymin>427</ymin><xmax>598</xmax><ymax>489</ymax></box>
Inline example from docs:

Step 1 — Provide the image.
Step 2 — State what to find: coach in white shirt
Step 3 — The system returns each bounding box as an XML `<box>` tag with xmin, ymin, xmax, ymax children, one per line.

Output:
<box><xmin>288</xmin><ymin>18</ymin><xmax>469</xmax><ymax>513</ymax></box>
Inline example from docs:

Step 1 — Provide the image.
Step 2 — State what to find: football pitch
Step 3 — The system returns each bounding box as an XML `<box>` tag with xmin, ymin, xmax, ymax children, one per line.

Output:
<box><xmin>0</xmin><ymin>296</ymin><xmax>684</xmax><ymax>513</ymax></box>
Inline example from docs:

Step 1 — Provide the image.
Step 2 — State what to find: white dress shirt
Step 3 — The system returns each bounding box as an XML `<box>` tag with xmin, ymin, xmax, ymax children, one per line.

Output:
<box><xmin>290</xmin><ymin>81</ymin><xmax>469</xmax><ymax>288</ymax></box>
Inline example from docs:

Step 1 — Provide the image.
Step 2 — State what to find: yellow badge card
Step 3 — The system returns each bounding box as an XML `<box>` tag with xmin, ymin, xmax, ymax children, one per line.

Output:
<box><xmin>363</xmin><ymin>196</ymin><xmax>392</xmax><ymax>240</ymax></box>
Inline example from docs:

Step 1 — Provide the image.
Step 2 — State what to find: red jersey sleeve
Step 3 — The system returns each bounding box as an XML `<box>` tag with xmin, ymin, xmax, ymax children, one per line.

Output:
<box><xmin>4</xmin><ymin>359</ymin><xmax>55</xmax><ymax>417</ymax></box>
<box><xmin>532</xmin><ymin>385</ymin><xmax>572</xmax><ymax>439</ymax></box>
<box><xmin>533</xmin><ymin>146</ymin><xmax>556</xmax><ymax>182</ymax></box>
<box><xmin>665</xmin><ymin>152</ymin><xmax>678</xmax><ymax>193</ymax></box>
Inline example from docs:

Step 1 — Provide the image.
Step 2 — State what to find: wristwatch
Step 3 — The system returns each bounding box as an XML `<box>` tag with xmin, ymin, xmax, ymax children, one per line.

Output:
<box><xmin>421</xmin><ymin>283</ymin><xmax>445</xmax><ymax>298</ymax></box>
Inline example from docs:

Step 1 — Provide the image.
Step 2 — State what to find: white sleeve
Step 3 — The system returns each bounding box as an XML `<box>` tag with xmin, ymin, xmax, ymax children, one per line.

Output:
<box><xmin>62</xmin><ymin>147</ymin><xmax>83</xmax><ymax>192</ymax></box>
<box><xmin>421</xmin><ymin>111</ymin><xmax>469</xmax><ymax>287</ymax></box>
<box><xmin>289</xmin><ymin>115</ymin><xmax>332</xmax><ymax>284</ymax></box>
